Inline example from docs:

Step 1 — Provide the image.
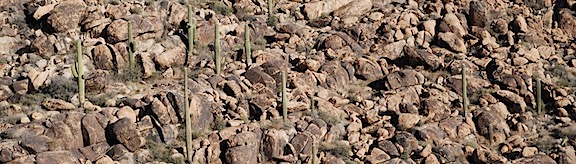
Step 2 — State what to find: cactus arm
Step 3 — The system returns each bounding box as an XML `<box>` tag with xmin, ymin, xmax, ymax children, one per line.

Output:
<box><xmin>71</xmin><ymin>62</ymin><xmax>78</xmax><ymax>78</ymax></box>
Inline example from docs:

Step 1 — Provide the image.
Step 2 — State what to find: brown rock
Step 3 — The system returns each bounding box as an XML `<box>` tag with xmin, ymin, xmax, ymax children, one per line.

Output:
<box><xmin>79</xmin><ymin>142</ymin><xmax>110</xmax><ymax>161</ymax></box>
<box><xmin>47</xmin><ymin>1</ymin><xmax>86</xmax><ymax>33</ymax></box>
<box><xmin>438</xmin><ymin>32</ymin><xmax>467</xmax><ymax>53</ymax></box>
<box><xmin>385</xmin><ymin>69</ymin><xmax>425</xmax><ymax>90</ymax></box>
<box><xmin>290</xmin><ymin>133</ymin><xmax>312</xmax><ymax>155</ymax></box>
<box><xmin>394</xmin><ymin>131</ymin><xmax>419</xmax><ymax>153</ymax></box>
<box><xmin>12</xmin><ymin>80</ymin><xmax>28</xmax><ymax>95</ymax></box>
<box><xmin>42</xmin><ymin>98</ymin><xmax>76</xmax><ymax>111</ymax></box>
<box><xmin>154</xmin><ymin>45</ymin><xmax>185</xmax><ymax>69</ymax></box>
<box><xmin>20</xmin><ymin>135</ymin><xmax>50</xmax><ymax>154</ymax></box>
<box><xmin>469</xmin><ymin>1</ymin><xmax>489</xmax><ymax>27</ymax></box>
<box><xmin>495</xmin><ymin>90</ymin><xmax>527</xmax><ymax>113</ymax></box>
<box><xmin>514</xmin><ymin>154</ymin><xmax>555</xmax><ymax>163</ymax></box>
<box><xmin>355</xmin><ymin>57</ymin><xmax>383</xmax><ymax>81</ymax></box>
<box><xmin>81</xmin><ymin>114</ymin><xmax>106</xmax><ymax>145</ymax></box>
<box><xmin>333</xmin><ymin>0</ymin><xmax>372</xmax><ymax>19</ymax></box>
<box><xmin>189</xmin><ymin>94</ymin><xmax>215</xmax><ymax>132</ymax></box>
<box><xmin>245</xmin><ymin>66</ymin><xmax>276</xmax><ymax>89</ymax></box>
<box><xmin>320</xmin><ymin>61</ymin><xmax>350</xmax><ymax>89</ymax></box>
<box><xmin>366</xmin><ymin>148</ymin><xmax>391</xmax><ymax>163</ymax></box>
<box><xmin>36</xmin><ymin>151</ymin><xmax>77</xmax><ymax>164</ymax></box>
<box><xmin>32</xmin><ymin>34</ymin><xmax>57</xmax><ymax>57</ymax></box>
<box><xmin>263</xmin><ymin>129</ymin><xmax>288</xmax><ymax>158</ymax></box>
<box><xmin>397</xmin><ymin>113</ymin><xmax>421</xmax><ymax>130</ymax></box>
<box><xmin>225</xmin><ymin>131</ymin><xmax>259</xmax><ymax>164</ymax></box>
<box><xmin>150</xmin><ymin>97</ymin><xmax>173</xmax><ymax>125</ymax></box>
<box><xmin>404</xmin><ymin>47</ymin><xmax>443</xmax><ymax>70</ymax></box>
<box><xmin>439</xmin><ymin>13</ymin><xmax>467</xmax><ymax>37</ymax></box>
<box><xmin>92</xmin><ymin>44</ymin><xmax>114</xmax><ymax>70</ymax></box>
<box><xmin>45</xmin><ymin>121</ymin><xmax>81</xmax><ymax>150</ymax></box>
<box><xmin>110</xmin><ymin>118</ymin><xmax>139</xmax><ymax>144</ymax></box>
<box><xmin>559</xmin><ymin>9</ymin><xmax>576</xmax><ymax>38</ymax></box>
<box><xmin>303</xmin><ymin>0</ymin><xmax>353</xmax><ymax>19</ymax></box>
<box><xmin>6</xmin><ymin>155</ymin><xmax>35</xmax><ymax>164</ymax></box>
<box><xmin>472</xmin><ymin>148</ymin><xmax>506</xmax><ymax>164</ymax></box>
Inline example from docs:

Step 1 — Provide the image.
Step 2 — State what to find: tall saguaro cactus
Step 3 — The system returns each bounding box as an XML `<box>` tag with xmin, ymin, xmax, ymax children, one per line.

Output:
<box><xmin>185</xmin><ymin>4</ymin><xmax>195</xmax><ymax>163</ymax></box>
<box><xmin>128</xmin><ymin>21</ymin><xmax>136</xmax><ymax>70</ymax></box>
<box><xmin>462</xmin><ymin>64</ymin><xmax>468</xmax><ymax>117</ymax></box>
<box><xmin>215</xmin><ymin>22</ymin><xmax>221</xmax><ymax>75</ymax></box>
<box><xmin>71</xmin><ymin>39</ymin><xmax>85</xmax><ymax>107</ymax></box>
<box><xmin>245</xmin><ymin>21</ymin><xmax>252</xmax><ymax>66</ymax></box>
<box><xmin>282</xmin><ymin>70</ymin><xmax>287</xmax><ymax>122</ymax></box>
<box><xmin>536</xmin><ymin>78</ymin><xmax>542</xmax><ymax>114</ymax></box>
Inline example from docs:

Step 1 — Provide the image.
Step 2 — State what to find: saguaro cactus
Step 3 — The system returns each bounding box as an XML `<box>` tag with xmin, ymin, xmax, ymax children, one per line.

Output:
<box><xmin>71</xmin><ymin>39</ymin><xmax>85</xmax><ymax>107</ymax></box>
<box><xmin>282</xmin><ymin>70</ymin><xmax>287</xmax><ymax>122</ymax></box>
<box><xmin>245</xmin><ymin>21</ymin><xmax>252</xmax><ymax>66</ymax></box>
<box><xmin>462</xmin><ymin>64</ymin><xmax>468</xmax><ymax>117</ymax></box>
<box><xmin>536</xmin><ymin>78</ymin><xmax>542</xmax><ymax>114</ymax></box>
<box><xmin>215</xmin><ymin>22</ymin><xmax>221</xmax><ymax>75</ymax></box>
<box><xmin>185</xmin><ymin>4</ymin><xmax>194</xmax><ymax>163</ymax></box>
<box><xmin>128</xmin><ymin>21</ymin><xmax>136</xmax><ymax>70</ymax></box>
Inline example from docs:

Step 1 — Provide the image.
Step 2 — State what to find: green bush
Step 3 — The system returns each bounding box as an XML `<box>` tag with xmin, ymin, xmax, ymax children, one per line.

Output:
<box><xmin>145</xmin><ymin>139</ymin><xmax>185</xmax><ymax>164</ymax></box>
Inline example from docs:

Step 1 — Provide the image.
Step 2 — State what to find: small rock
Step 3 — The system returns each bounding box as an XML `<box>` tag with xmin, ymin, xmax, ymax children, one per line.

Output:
<box><xmin>522</xmin><ymin>147</ymin><xmax>538</xmax><ymax>158</ymax></box>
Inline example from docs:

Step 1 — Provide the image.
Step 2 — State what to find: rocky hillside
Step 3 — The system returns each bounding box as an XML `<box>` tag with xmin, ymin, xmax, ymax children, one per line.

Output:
<box><xmin>1</xmin><ymin>0</ymin><xmax>576</xmax><ymax>163</ymax></box>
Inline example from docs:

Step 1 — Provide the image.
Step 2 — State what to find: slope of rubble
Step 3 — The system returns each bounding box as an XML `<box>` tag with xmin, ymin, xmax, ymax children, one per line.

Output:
<box><xmin>1</xmin><ymin>0</ymin><xmax>576</xmax><ymax>163</ymax></box>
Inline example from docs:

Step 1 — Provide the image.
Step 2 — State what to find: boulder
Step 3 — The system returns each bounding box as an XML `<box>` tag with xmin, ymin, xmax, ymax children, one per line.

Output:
<box><xmin>47</xmin><ymin>1</ymin><xmax>86</xmax><ymax>33</ymax></box>
<box><xmin>92</xmin><ymin>44</ymin><xmax>114</xmax><ymax>70</ymax></box>
<box><xmin>36</xmin><ymin>151</ymin><xmax>77</xmax><ymax>164</ymax></box>
<box><xmin>438</xmin><ymin>32</ymin><xmax>467</xmax><ymax>53</ymax></box>
<box><xmin>385</xmin><ymin>69</ymin><xmax>425</xmax><ymax>90</ymax></box>
<box><xmin>81</xmin><ymin>114</ymin><xmax>106</xmax><ymax>145</ymax></box>
<box><xmin>225</xmin><ymin>131</ymin><xmax>259</xmax><ymax>164</ymax></box>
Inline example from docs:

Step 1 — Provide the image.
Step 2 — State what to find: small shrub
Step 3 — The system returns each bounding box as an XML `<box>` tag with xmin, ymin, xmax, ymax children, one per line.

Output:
<box><xmin>109</xmin><ymin>0</ymin><xmax>121</xmax><ymax>5</ymax></box>
<box><xmin>145</xmin><ymin>139</ymin><xmax>185</xmax><ymax>164</ymax></box>
<box><xmin>318</xmin><ymin>111</ymin><xmax>340</xmax><ymax>127</ymax></box>
<box><xmin>533</xmin><ymin>135</ymin><xmax>555</xmax><ymax>153</ymax></box>
<box><xmin>41</xmin><ymin>76</ymin><xmax>77</xmax><ymax>101</ymax></box>
<box><xmin>212</xmin><ymin>116</ymin><xmax>227</xmax><ymax>131</ymax></box>
<box><xmin>113</xmin><ymin>65</ymin><xmax>143</xmax><ymax>82</ymax></box>
<box><xmin>207</xmin><ymin>1</ymin><xmax>233</xmax><ymax>16</ymax></box>
<box><xmin>267</xmin><ymin>15</ymin><xmax>279</xmax><ymax>27</ymax></box>
<box><xmin>19</xmin><ymin>93</ymin><xmax>47</xmax><ymax>106</ymax></box>
<box><xmin>88</xmin><ymin>92</ymin><xmax>117</xmax><ymax>107</ymax></box>
<box><xmin>320</xmin><ymin>142</ymin><xmax>352</xmax><ymax>159</ymax></box>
